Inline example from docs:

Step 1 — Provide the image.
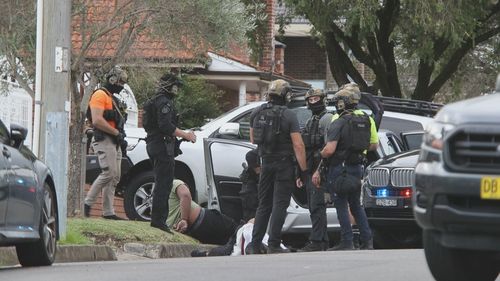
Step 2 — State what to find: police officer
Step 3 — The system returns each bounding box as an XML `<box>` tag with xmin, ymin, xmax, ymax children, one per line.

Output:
<box><xmin>84</xmin><ymin>66</ymin><xmax>128</xmax><ymax>220</ymax></box>
<box><xmin>245</xmin><ymin>79</ymin><xmax>308</xmax><ymax>254</ymax></box>
<box><xmin>142</xmin><ymin>73</ymin><xmax>196</xmax><ymax>233</ymax></box>
<box><xmin>319</xmin><ymin>85</ymin><xmax>378</xmax><ymax>250</ymax></box>
<box><xmin>239</xmin><ymin>148</ymin><xmax>260</xmax><ymax>221</ymax></box>
<box><xmin>296</xmin><ymin>88</ymin><xmax>332</xmax><ymax>252</ymax></box>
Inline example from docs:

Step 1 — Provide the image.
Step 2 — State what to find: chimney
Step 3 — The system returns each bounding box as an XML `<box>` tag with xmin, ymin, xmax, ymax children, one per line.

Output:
<box><xmin>260</xmin><ymin>0</ymin><xmax>275</xmax><ymax>73</ymax></box>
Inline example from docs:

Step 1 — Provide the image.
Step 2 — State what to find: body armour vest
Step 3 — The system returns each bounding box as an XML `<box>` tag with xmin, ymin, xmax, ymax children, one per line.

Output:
<box><xmin>302</xmin><ymin>110</ymin><xmax>332</xmax><ymax>169</ymax></box>
<box><xmin>142</xmin><ymin>94</ymin><xmax>176</xmax><ymax>138</ymax></box>
<box><xmin>252</xmin><ymin>103</ymin><xmax>293</xmax><ymax>156</ymax></box>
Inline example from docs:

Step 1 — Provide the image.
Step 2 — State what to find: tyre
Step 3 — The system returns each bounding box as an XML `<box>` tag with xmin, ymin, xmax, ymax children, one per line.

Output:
<box><xmin>373</xmin><ymin>228</ymin><xmax>422</xmax><ymax>249</ymax></box>
<box><xmin>124</xmin><ymin>171</ymin><xmax>155</xmax><ymax>221</ymax></box>
<box><xmin>423</xmin><ymin>230</ymin><xmax>499</xmax><ymax>281</ymax></box>
<box><xmin>16</xmin><ymin>183</ymin><xmax>58</xmax><ymax>266</ymax></box>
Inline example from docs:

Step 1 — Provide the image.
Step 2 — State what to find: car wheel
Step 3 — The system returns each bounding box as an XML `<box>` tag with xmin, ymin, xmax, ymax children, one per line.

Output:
<box><xmin>373</xmin><ymin>228</ymin><xmax>422</xmax><ymax>249</ymax></box>
<box><xmin>124</xmin><ymin>171</ymin><xmax>154</xmax><ymax>221</ymax></box>
<box><xmin>16</xmin><ymin>183</ymin><xmax>57</xmax><ymax>266</ymax></box>
<box><xmin>423</xmin><ymin>230</ymin><xmax>499</xmax><ymax>281</ymax></box>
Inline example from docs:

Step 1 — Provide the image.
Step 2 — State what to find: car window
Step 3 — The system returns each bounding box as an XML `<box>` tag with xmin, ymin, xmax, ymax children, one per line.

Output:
<box><xmin>231</xmin><ymin>112</ymin><xmax>252</xmax><ymax>141</ymax></box>
<box><xmin>0</xmin><ymin>120</ymin><xmax>9</xmax><ymax>144</ymax></box>
<box><xmin>404</xmin><ymin>133</ymin><xmax>424</xmax><ymax>150</ymax></box>
<box><xmin>379</xmin><ymin>133</ymin><xmax>398</xmax><ymax>156</ymax></box>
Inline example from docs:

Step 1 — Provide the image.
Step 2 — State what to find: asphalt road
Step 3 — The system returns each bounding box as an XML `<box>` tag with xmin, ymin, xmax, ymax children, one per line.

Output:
<box><xmin>1</xmin><ymin>249</ymin><xmax>497</xmax><ymax>281</ymax></box>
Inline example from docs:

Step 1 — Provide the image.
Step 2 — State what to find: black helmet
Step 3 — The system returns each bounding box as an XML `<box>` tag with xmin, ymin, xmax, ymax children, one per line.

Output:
<box><xmin>106</xmin><ymin>66</ymin><xmax>128</xmax><ymax>85</ymax></box>
<box><xmin>157</xmin><ymin>73</ymin><xmax>183</xmax><ymax>94</ymax></box>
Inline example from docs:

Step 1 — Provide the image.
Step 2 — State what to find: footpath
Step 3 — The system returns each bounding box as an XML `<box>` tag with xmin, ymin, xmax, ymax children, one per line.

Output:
<box><xmin>0</xmin><ymin>242</ymin><xmax>216</xmax><ymax>266</ymax></box>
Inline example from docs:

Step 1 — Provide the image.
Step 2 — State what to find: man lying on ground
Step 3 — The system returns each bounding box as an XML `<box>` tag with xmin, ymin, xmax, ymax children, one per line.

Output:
<box><xmin>168</xmin><ymin>179</ymin><xmax>237</xmax><ymax>245</ymax></box>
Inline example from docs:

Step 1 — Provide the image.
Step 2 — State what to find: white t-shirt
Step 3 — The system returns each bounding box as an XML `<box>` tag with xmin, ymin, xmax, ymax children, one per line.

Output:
<box><xmin>231</xmin><ymin>223</ymin><xmax>286</xmax><ymax>256</ymax></box>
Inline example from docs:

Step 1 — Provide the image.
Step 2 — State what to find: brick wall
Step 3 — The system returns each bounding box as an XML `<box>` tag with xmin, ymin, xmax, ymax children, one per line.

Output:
<box><xmin>260</xmin><ymin>0</ymin><xmax>275</xmax><ymax>72</ymax></box>
<box><xmin>84</xmin><ymin>184</ymin><xmax>127</xmax><ymax>218</ymax></box>
<box><xmin>283</xmin><ymin>37</ymin><xmax>326</xmax><ymax>80</ymax></box>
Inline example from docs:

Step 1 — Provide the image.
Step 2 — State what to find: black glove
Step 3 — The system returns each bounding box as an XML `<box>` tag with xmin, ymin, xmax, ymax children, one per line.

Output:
<box><xmin>116</xmin><ymin>132</ymin><xmax>126</xmax><ymax>143</ymax></box>
<box><xmin>299</xmin><ymin>169</ymin><xmax>309</xmax><ymax>183</ymax></box>
<box><xmin>120</xmin><ymin>139</ymin><xmax>128</xmax><ymax>156</ymax></box>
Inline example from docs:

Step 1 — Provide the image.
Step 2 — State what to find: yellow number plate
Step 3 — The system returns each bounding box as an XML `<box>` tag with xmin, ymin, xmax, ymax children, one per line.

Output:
<box><xmin>480</xmin><ymin>177</ymin><xmax>500</xmax><ymax>200</ymax></box>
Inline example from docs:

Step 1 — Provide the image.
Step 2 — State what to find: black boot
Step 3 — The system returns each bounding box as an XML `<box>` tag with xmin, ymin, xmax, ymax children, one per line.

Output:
<box><xmin>150</xmin><ymin>222</ymin><xmax>173</xmax><ymax>234</ymax></box>
<box><xmin>267</xmin><ymin>244</ymin><xmax>291</xmax><ymax>254</ymax></box>
<box><xmin>84</xmin><ymin>204</ymin><xmax>91</xmax><ymax>217</ymax></box>
<box><xmin>352</xmin><ymin>225</ymin><xmax>360</xmax><ymax>249</ymax></box>
<box><xmin>297</xmin><ymin>241</ymin><xmax>325</xmax><ymax>252</ymax></box>
<box><xmin>327</xmin><ymin>240</ymin><xmax>355</xmax><ymax>251</ymax></box>
<box><xmin>360</xmin><ymin>238</ymin><xmax>374</xmax><ymax>250</ymax></box>
<box><xmin>245</xmin><ymin>242</ymin><xmax>267</xmax><ymax>255</ymax></box>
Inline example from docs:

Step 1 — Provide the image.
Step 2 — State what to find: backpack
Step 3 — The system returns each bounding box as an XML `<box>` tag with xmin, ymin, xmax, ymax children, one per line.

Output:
<box><xmin>252</xmin><ymin>103</ymin><xmax>286</xmax><ymax>146</ymax></box>
<box><xmin>341</xmin><ymin>112</ymin><xmax>371</xmax><ymax>153</ymax></box>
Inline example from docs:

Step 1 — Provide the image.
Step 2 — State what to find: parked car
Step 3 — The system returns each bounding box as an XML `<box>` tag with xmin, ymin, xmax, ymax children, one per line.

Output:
<box><xmin>362</xmin><ymin>149</ymin><xmax>422</xmax><ymax>248</ymax></box>
<box><xmin>0</xmin><ymin>120</ymin><xmax>58</xmax><ymax>266</ymax></box>
<box><xmin>413</xmin><ymin>77</ymin><xmax>500</xmax><ymax>280</ymax></box>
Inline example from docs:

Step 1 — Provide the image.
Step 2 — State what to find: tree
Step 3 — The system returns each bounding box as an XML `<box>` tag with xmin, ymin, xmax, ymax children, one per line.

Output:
<box><xmin>0</xmin><ymin>0</ymin><xmax>255</xmax><ymax>216</ymax></box>
<box><xmin>282</xmin><ymin>0</ymin><xmax>500</xmax><ymax>101</ymax></box>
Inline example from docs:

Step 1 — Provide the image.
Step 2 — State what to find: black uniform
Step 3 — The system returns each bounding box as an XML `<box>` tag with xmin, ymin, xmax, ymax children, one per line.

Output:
<box><xmin>142</xmin><ymin>94</ymin><xmax>178</xmax><ymax>228</ymax></box>
<box><xmin>239</xmin><ymin>148</ymin><xmax>260</xmax><ymax>221</ymax></box>
<box><xmin>249</xmin><ymin>102</ymin><xmax>300</xmax><ymax>249</ymax></box>
<box><xmin>301</xmin><ymin>110</ymin><xmax>332</xmax><ymax>246</ymax></box>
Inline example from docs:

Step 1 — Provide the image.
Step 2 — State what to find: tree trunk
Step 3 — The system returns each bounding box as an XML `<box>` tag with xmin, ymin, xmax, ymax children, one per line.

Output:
<box><xmin>67</xmin><ymin>83</ymin><xmax>86</xmax><ymax>217</ymax></box>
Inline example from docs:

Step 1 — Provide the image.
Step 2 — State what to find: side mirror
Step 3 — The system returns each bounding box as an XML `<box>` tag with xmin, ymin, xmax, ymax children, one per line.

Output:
<box><xmin>10</xmin><ymin>123</ymin><xmax>27</xmax><ymax>148</ymax></box>
<box><xmin>218</xmin><ymin>122</ymin><xmax>240</xmax><ymax>137</ymax></box>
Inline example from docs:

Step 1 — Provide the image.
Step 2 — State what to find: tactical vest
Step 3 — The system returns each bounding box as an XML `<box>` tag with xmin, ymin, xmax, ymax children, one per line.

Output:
<box><xmin>86</xmin><ymin>88</ymin><xmax>125</xmax><ymax>142</ymax></box>
<box><xmin>302</xmin><ymin>111</ymin><xmax>331</xmax><ymax>169</ymax></box>
<box><xmin>142</xmin><ymin>95</ymin><xmax>157</xmax><ymax>133</ymax></box>
<box><xmin>252</xmin><ymin>103</ymin><xmax>292</xmax><ymax>156</ymax></box>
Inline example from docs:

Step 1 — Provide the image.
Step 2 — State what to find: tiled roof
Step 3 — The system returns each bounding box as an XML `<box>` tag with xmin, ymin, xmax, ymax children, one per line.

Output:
<box><xmin>71</xmin><ymin>1</ymin><xmax>251</xmax><ymax>64</ymax></box>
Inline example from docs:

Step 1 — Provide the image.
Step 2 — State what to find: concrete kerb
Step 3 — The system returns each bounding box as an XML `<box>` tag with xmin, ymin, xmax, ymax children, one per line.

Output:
<box><xmin>0</xmin><ymin>243</ymin><xmax>216</xmax><ymax>266</ymax></box>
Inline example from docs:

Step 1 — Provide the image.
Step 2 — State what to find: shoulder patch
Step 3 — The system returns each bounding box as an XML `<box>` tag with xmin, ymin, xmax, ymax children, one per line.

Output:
<box><xmin>161</xmin><ymin>104</ymin><xmax>171</xmax><ymax>114</ymax></box>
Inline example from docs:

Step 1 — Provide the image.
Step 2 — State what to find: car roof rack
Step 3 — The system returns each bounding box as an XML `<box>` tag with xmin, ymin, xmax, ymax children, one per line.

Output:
<box><xmin>372</xmin><ymin>96</ymin><xmax>443</xmax><ymax>117</ymax></box>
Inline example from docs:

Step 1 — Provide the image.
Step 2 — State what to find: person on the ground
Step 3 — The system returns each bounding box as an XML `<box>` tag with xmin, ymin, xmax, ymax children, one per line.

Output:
<box><xmin>168</xmin><ymin>179</ymin><xmax>237</xmax><ymax>245</ymax></box>
<box><xmin>296</xmin><ymin>88</ymin><xmax>332</xmax><ymax>252</ymax></box>
<box><xmin>318</xmin><ymin>85</ymin><xmax>378</xmax><ymax>250</ymax></box>
<box><xmin>239</xmin><ymin>148</ymin><xmax>260</xmax><ymax>221</ymax></box>
<box><xmin>244</xmin><ymin>79</ymin><xmax>308</xmax><ymax>255</ymax></box>
<box><xmin>84</xmin><ymin>66</ymin><xmax>128</xmax><ymax>220</ymax></box>
<box><xmin>142</xmin><ymin>73</ymin><xmax>196</xmax><ymax>233</ymax></box>
<box><xmin>190</xmin><ymin>218</ymin><xmax>287</xmax><ymax>257</ymax></box>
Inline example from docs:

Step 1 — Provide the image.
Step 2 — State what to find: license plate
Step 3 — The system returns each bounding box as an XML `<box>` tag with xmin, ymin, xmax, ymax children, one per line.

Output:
<box><xmin>480</xmin><ymin>177</ymin><xmax>500</xmax><ymax>200</ymax></box>
<box><xmin>375</xmin><ymin>198</ymin><xmax>397</xmax><ymax>207</ymax></box>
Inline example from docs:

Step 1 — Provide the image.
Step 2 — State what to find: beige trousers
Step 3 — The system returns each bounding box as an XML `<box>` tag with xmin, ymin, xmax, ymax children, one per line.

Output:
<box><xmin>85</xmin><ymin>134</ymin><xmax>122</xmax><ymax>216</ymax></box>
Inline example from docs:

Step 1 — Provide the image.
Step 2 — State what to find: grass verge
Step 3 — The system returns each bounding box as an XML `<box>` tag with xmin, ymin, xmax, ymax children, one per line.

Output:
<box><xmin>59</xmin><ymin>218</ymin><xmax>199</xmax><ymax>248</ymax></box>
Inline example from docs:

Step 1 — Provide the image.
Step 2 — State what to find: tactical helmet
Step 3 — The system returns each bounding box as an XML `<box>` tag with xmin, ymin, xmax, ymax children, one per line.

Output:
<box><xmin>106</xmin><ymin>66</ymin><xmax>128</xmax><ymax>85</ymax></box>
<box><xmin>268</xmin><ymin>79</ymin><xmax>292</xmax><ymax>99</ymax></box>
<box><xmin>158</xmin><ymin>73</ymin><xmax>183</xmax><ymax>94</ymax></box>
<box><xmin>333</xmin><ymin>87</ymin><xmax>361</xmax><ymax>111</ymax></box>
<box><xmin>305</xmin><ymin>88</ymin><xmax>326</xmax><ymax>110</ymax></box>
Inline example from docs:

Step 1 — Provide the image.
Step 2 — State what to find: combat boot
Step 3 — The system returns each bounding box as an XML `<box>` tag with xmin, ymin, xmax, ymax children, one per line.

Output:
<box><xmin>297</xmin><ymin>241</ymin><xmax>325</xmax><ymax>252</ymax></box>
<box><xmin>327</xmin><ymin>240</ymin><xmax>355</xmax><ymax>251</ymax></box>
<box><xmin>359</xmin><ymin>238</ymin><xmax>374</xmax><ymax>250</ymax></box>
<box><xmin>84</xmin><ymin>204</ymin><xmax>91</xmax><ymax>217</ymax></box>
<box><xmin>245</xmin><ymin>242</ymin><xmax>267</xmax><ymax>255</ymax></box>
<box><xmin>266</xmin><ymin>245</ymin><xmax>291</xmax><ymax>254</ymax></box>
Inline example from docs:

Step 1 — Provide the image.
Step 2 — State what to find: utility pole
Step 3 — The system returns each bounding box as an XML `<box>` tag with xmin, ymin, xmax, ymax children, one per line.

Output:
<box><xmin>35</xmin><ymin>0</ymin><xmax>72</xmax><ymax>238</ymax></box>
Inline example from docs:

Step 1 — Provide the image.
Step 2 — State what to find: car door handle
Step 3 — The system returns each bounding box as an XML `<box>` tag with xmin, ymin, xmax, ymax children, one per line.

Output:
<box><xmin>2</xmin><ymin>147</ymin><xmax>10</xmax><ymax>158</ymax></box>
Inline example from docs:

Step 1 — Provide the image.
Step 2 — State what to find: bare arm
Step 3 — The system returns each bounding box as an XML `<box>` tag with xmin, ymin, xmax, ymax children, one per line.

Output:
<box><xmin>250</xmin><ymin>127</ymin><xmax>254</xmax><ymax>144</ymax></box>
<box><xmin>368</xmin><ymin>143</ymin><xmax>379</xmax><ymax>151</ymax></box>
<box><xmin>291</xmin><ymin>132</ymin><xmax>307</xmax><ymax>171</ymax></box>
<box><xmin>175</xmin><ymin>184</ymin><xmax>192</xmax><ymax>223</ymax></box>
<box><xmin>174</xmin><ymin>128</ymin><xmax>196</xmax><ymax>142</ymax></box>
<box><xmin>91</xmin><ymin>107</ymin><xmax>119</xmax><ymax>136</ymax></box>
<box><xmin>320</xmin><ymin>140</ymin><xmax>338</xmax><ymax>159</ymax></box>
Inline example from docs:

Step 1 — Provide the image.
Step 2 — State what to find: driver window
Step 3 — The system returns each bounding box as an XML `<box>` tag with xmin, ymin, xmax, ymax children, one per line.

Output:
<box><xmin>0</xmin><ymin>121</ymin><xmax>9</xmax><ymax>144</ymax></box>
<box><xmin>231</xmin><ymin>112</ymin><xmax>252</xmax><ymax>141</ymax></box>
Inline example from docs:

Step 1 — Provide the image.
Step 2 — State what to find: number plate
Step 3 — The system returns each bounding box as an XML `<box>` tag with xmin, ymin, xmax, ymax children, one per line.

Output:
<box><xmin>375</xmin><ymin>198</ymin><xmax>397</xmax><ymax>207</ymax></box>
<box><xmin>480</xmin><ymin>177</ymin><xmax>500</xmax><ymax>200</ymax></box>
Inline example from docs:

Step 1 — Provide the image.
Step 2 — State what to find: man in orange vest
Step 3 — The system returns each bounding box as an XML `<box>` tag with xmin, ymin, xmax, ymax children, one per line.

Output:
<box><xmin>84</xmin><ymin>66</ymin><xmax>128</xmax><ymax>220</ymax></box>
